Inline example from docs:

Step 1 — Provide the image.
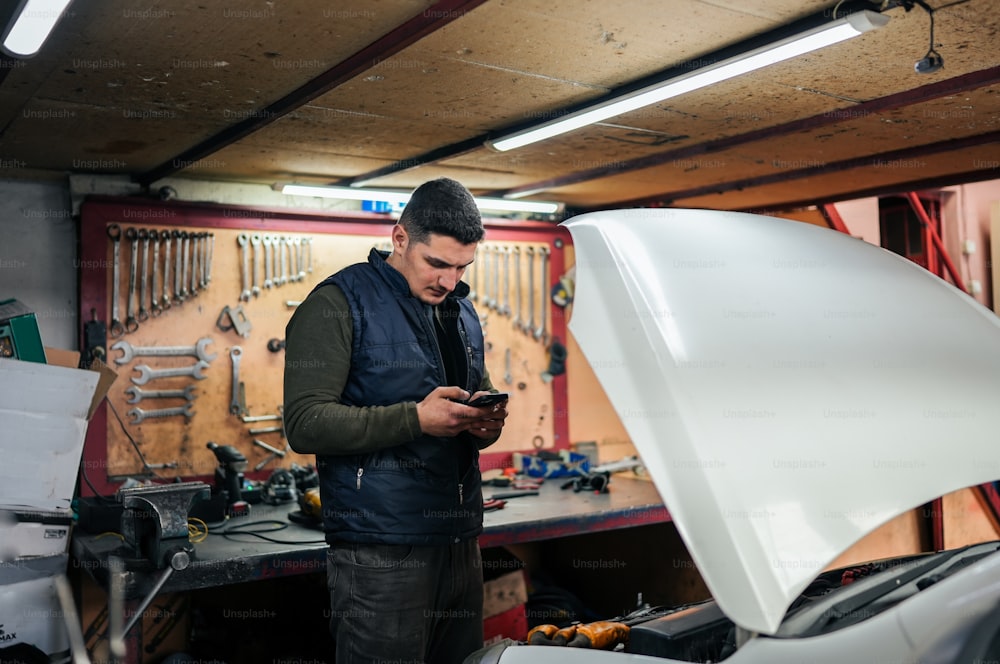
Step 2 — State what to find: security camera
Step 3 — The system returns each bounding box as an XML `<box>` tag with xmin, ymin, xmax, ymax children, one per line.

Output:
<box><xmin>915</xmin><ymin>52</ymin><xmax>943</xmax><ymax>74</ymax></box>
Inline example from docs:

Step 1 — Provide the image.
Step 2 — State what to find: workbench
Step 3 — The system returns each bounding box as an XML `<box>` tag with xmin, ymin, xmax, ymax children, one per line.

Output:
<box><xmin>71</xmin><ymin>476</ymin><xmax>670</xmax><ymax>661</ymax></box>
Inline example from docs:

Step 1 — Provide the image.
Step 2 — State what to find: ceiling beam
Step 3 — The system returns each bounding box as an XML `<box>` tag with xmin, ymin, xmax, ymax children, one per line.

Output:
<box><xmin>604</xmin><ymin>129</ymin><xmax>1000</xmax><ymax>209</ymax></box>
<box><xmin>493</xmin><ymin>66</ymin><xmax>1000</xmax><ymax>199</ymax></box>
<box><xmin>135</xmin><ymin>0</ymin><xmax>489</xmax><ymax>187</ymax></box>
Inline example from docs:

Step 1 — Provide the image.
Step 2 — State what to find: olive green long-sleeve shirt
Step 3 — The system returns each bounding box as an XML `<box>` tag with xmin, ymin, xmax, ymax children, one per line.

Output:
<box><xmin>283</xmin><ymin>283</ymin><xmax>497</xmax><ymax>456</ymax></box>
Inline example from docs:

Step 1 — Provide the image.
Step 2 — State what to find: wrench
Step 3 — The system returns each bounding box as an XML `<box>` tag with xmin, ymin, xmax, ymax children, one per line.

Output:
<box><xmin>481</xmin><ymin>245</ymin><xmax>493</xmax><ymax>310</ymax></box>
<box><xmin>468</xmin><ymin>246</ymin><xmax>478</xmax><ymax>302</ymax></box>
<box><xmin>125</xmin><ymin>227</ymin><xmax>140</xmax><ymax>333</ymax></box>
<box><xmin>492</xmin><ymin>245</ymin><xmax>502</xmax><ymax>312</ymax></box>
<box><xmin>162</xmin><ymin>231</ymin><xmax>172</xmax><ymax>311</ymax></box>
<box><xmin>150</xmin><ymin>230</ymin><xmax>162</xmax><ymax>317</ymax></box>
<box><xmin>499</xmin><ymin>246</ymin><xmax>511</xmax><ymax>316</ymax></box>
<box><xmin>251</xmin><ymin>234</ymin><xmax>262</xmax><ymax>297</ymax></box>
<box><xmin>124</xmin><ymin>385</ymin><xmax>197</xmax><ymax>404</ymax></box>
<box><xmin>107</xmin><ymin>224</ymin><xmax>125</xmax><ymax>337</ymax></box>
<box><xmin>296</xmin><ymin>238</ymin><xmax>305</xmax><ymax>281</ymax></box>
<box><xmin>200</xmin><ymin>233</ymin><xmax>209</xmax><ymax>288</ymax></box>
<box><xmin>128</xmin><ymin>402</ymin><xmax>194</xmax><ymax>424</ymax></box>
<box><xmin>206</xmin><ymin>233</ymin><xmax>214</xmax><ymax>284</ymax></box>
<box><xmin>278</xmin><ymin>236</ymin><xmax>289</xmax><ymax>286</ymax></box>
<box><xmin>137</xmin><ymin>229</ymin><xmax>150</xmax><ymax>322</ymax></box>
<box><xmin>524</xmin><ymin>246</ymin><xmax>535</xmax><ymax>335</ymax></box>
<box><xmin>535</xmin><ymin>246</ymin><xmax>550</xmax><ymax>343</ymax></box>
<box><xmin>180</xmin><ymin>231</ymin><xmax>191</xmax><ymax>300</ymax></box>
<box><xmin>173</xmin><ymin>230</ymin><xmax>184</xmax><ymax>303</ymax></box>
<box><xmin>230</xmin><ymin>346</ymin><xmax>246</xmax><ymax>415</ymax></box>
<box><xmin>190</xmin><ymin>233</ymin><xmax>200</xmax><ymax>297</ymax></box>
<box><xmin>512</xmin><ymin>246</ymin><xmax>522</xmax><ymax>330</ymax></box>
<box><xmin>237</xmin><ymin>233</ymin><xmax>251</xmax><ymax>301</ymax></box>
<box><xmin>262</xmin><ymin>235</ymin><xmax>273</xmax><ymax>288</ymax></box>
<box><xmin>131</xmin><ymin>361</ymin><xmax>210</xmax><ymax>386</ymax></box>
<box><xmin>305</xmin><ymin>237</ymin><xmax>313</xmax><ymax>274</ymax></box>
<box><xmin>504</xmin><ymin>348</ymin><xmax>513</xmax><ymax>385</ymax></box>
<box><xmin>112</xmin><ymin>337</ymin><xmax>217</xmax><ymax>365</ymax></box>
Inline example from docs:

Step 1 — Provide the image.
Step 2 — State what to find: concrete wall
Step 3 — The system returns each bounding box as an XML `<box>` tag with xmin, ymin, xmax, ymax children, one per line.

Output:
<box><xmin>0</xmin><ymin>178</ymin><xmax>77</xmax><ymax>350</ymax></box>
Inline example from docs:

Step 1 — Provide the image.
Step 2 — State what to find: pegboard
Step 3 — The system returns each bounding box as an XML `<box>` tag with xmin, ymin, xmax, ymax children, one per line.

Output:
<box><xmin>78</xmin><ymin>197</ymin><xmax>570</xmax><ymax>496</ymax></box>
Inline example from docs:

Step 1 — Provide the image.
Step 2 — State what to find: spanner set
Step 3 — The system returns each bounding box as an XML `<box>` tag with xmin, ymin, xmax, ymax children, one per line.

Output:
<box><xmin>107</xmin><ymin>224</ymin><xmax>215</xmax><ymax>337</ymax></box>
<box><xmin>469</xmin><ymin>242</ymin><xmax>553</xmax><ymax>348</ymax></box>
<box><xmin>238</xmin><ymin>233</ymin><xmax>313</xmax><ymax>302</ymax></box>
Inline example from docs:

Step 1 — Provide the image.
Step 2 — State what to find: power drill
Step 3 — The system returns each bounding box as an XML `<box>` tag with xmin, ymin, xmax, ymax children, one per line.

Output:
<box><xmin>206</xmin><ymin>441</ymin><xmax>249</xmax><ymax>515</ymax></box>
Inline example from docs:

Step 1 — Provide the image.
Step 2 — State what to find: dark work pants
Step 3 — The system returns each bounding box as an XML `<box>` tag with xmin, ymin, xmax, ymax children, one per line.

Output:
<box><xmin>327</xmin><ymin>539</ymin><xmax>484</xmax><ymax>664</ymax></box>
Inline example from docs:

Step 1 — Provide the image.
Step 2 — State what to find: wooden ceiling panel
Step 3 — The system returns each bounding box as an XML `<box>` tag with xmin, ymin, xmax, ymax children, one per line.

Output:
<box><xmin>179</xmin><ymin>142</ymin><xmax>392</xmax><ymax>184</ymax></box>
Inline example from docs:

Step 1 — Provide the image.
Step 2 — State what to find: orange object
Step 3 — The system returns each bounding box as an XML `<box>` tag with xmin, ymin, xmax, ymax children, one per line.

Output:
<box><xmin>575</xmin><ymin>621</ymin><xmax>630</xmax><ymax>649</ymax></box>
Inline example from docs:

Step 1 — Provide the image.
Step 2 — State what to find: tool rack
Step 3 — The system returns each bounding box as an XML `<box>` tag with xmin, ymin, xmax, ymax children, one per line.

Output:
<box><xmin>78</xmin><ymin>196</ymin><xmax>572</xmax><ymax>495</ymax></box>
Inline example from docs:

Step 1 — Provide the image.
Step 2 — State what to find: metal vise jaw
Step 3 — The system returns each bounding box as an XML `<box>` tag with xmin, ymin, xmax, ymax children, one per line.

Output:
<box><xmin>118</xmin><ymin>481</ymin><xmax>211</xmax><ymax>568</ymax></box>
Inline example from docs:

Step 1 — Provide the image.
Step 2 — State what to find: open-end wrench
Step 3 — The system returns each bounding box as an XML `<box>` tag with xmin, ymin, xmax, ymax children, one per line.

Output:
<box><xmin>131</xmin><ymin>361</ymin><xmax>210</xmax><ymax>386</ymax></box>
<box><xmin>250</xmin><ymin>234</ymin><xmax>262</xmax><ymax>297</ymax></box>
<box><xmin>112</xmin><ymin>337</ymin><xmax>217</xmax><ymax>365</ymax></box>
<box><xmin>468</xmin><ymin>245</ymin><xmax>478</xmax><ymax>302</ymax></box>
<box><xmin>492</xmin><ymin>245</ymin><xmax>502</xmax><ymax>312</ymax></box>
<box><xmin>137</xmin><ymin>229</ymin><xmax>150</xmax><ymax>323</ymax></box>
<box><xmin>206</xmin><ymin>233</ymin><xmax>215</xmax><ymax>285</ymax></box>
<box><xmin>535</xmin><ymin>246</ymin><xmax>550</xmax><ymax>344</ymax></box>
<box><xmin>200</xmin><ymin>233</ymin><xmax>209</xmax><ymax>288</ymax></box>
<box><xmin>180</xmin><ymin>231</ymin><xmax>191</xmax><ymax>300</ymax></box>
<box><xmin>524</xmin><ymin>246</ymin><xmax>535</xmax><ymax>335</ymax></box>
<box><xmin>504</xmin><ymin>348</ymin><xmax>513</xmax><ymax>385</ymax></box>
<box><xmin>190</xmin><ymin>233</ymin><xmax>200</xmax><ymax>298</ymax></box>
<box><xmin>161</xmin><ymin>231</ymin><xmax>172</xmax><ymax>311</ymax></box>
<box><xmin>125</xmin><ymin>385</ymin><xmax>197</xmax><ymax>404</ymax></box>
<box><xmin>128</xmin><ymin>402</ymin><xmax>194</xmax><ymax>424</ymax></box>
<box><xmin>237</xmin><ymin>233</ymin><xmax>251</xmax><ymax>301</ymax></box>
<box><xmin>499</xmin><ymin>246</ymin><xmax>511</xmax><ymax>317</ymax></box>
<box><xmin>125</xmin><ymin>227</ymin><xmax>140</xmax><ymax>333</ymax></box>
<box><xmin>481</xmin><ymin>245</ymin><xmax>494</xmax><ymax>310</ymax></box>
<box><xmin>278</xmin><ymin>236</ymin><xmax>288</xmax><ymax>286</ymax></box>
<box><xmin>296</xmin><ymin>238</ymin><xmax>305</xmax><ymax>281</ymax></box>
<box><xmin>172</xmin><ymin>230</ymin><xmax>184</xmax><ymax>303</ymax></box>
<box><xmin>263</xmin><ymin>235</ymin><xmax>273</xmax><ymax>289</ymax></box>
<box><xmin>305</xmin><ymin>237</ymin><xmax>313</xmax><ymax>274</ymax></box>
<box><xmin>107</xmin><ymin>224</ymin><xmax>125</xmax><ymax>337</ymax></box>
<box><xmin>230</xmin><ymin>346</ymin><xmax>246</xmax><ymax>415</ymax></box>
<box><xmin>512</xmin><ymin>246</ymin><xmax>522</xmax><ymax>330</ymax></box>
<box><xmin>150</xmin><ymin>231</ymin><xmax>162</xmax><ymax>317</ymax></box>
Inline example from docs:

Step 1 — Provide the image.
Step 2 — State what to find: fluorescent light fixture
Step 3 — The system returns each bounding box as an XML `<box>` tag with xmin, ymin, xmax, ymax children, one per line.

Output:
<box><xmin>277</xmin><ymin>183</ymin><xmax>562</xmax><ymax>215</ymax></box>
<box><xmin>487</xmin><ymin>10</ymin><xmax>888</xmax><ymax>152</ymax></box>
<box><xmin>2</xmin><ymin>0</ymin><xmax>74</xmax><ymax>58</ymax></box>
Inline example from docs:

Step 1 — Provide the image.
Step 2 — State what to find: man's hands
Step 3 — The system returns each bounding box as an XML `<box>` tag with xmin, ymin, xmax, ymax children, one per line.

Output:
<box><xmin>416</xmin><ymin>386</ymin><xmax>509</xmax><ymax>438</ymax></box>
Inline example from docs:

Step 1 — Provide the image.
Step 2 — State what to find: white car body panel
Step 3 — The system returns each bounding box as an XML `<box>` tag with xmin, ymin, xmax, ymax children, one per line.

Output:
<box><xmin>560</xmin><ymin>208</ymin><xmax>1000</xmax><ymax>635</ymax></box>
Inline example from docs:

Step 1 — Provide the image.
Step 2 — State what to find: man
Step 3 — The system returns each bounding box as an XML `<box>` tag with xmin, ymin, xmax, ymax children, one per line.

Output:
<box><xmin>284</xmin><ymin>177</ymin><xmax>507</xmax><ymax>663</ymax></box>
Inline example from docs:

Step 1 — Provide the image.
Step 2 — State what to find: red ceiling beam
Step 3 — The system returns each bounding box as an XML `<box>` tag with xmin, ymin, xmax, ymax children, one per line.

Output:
<box><xmin>905</xmin><ymin>191</ymin><xmax>967</xmax><ymax>293</ymax></box>
<box><xmin>136</xmin><ymin>0</ymin><xmax>489</xmax><ymax>187</ymax></box>
<box><xmin>819</xmin><ymin>204</ymin><xmax>851</xmax><ymax>234</ymax></box>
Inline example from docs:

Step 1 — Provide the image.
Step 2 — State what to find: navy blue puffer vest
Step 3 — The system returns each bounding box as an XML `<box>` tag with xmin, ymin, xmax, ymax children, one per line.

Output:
<box><xmin>314</xmin><ymin>248</ymin><xmax>486</xmax><ymax>545</ymax></box>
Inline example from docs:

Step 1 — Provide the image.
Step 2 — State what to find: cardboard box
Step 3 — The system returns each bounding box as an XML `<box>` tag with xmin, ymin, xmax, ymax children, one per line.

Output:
<box><xmin>0</xmin><ymin>354</ymin><xmax>116</xmax><ymax>556</ymax></box>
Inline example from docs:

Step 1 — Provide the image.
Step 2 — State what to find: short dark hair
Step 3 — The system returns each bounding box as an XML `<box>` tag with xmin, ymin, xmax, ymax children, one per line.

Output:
<box><xmin>399</xmin><ymin>178</ymin><xmax>484</xmax><ymax>245</ymax></box>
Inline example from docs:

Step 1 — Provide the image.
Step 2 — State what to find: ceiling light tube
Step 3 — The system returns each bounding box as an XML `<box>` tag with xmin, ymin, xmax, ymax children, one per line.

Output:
<box><xmin>1</xmin><ymin>0</ymin><xmax>74</xmax><ymax>58</ymax></box>
<box><xmin>487</xmin><ymin>10</ymin><xmax>888</xmax><ymax>152</ymax></box>
<box><xmin>277</xmin><ymin>184</ymin><xmax>562</xmax><ymax>214</ymax></box>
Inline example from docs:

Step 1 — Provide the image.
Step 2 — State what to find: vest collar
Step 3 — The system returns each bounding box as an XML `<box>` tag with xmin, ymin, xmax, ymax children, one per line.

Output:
<box><xmin>368</xmin><ymin>247</ymin><xmax>471</xmax><ymax>300</ymax></box>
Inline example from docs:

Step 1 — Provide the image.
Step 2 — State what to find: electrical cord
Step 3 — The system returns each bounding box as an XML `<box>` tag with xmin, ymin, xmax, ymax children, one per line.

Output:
<box><xmin>210</xmin><ymin>519</ymin><xmax>326</xmax><ymax>544</ymax></box>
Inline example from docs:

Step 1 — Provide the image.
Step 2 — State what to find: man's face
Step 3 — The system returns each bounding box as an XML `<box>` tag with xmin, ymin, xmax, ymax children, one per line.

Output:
<box><xmin>391</xmin><ymin>226</ymin><xmax>477</xmax><ymax>305</ymax></box>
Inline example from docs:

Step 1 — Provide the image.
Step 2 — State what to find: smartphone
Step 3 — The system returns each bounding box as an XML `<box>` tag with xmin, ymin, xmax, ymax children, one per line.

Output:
<box><xmin>466</xmin><ymin>392</ymin><xmax>509</xmax><ymax>408</ymax></box>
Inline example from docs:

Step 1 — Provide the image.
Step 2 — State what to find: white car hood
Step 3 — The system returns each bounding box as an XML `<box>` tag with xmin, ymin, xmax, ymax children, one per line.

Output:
<box><xmin>563</xmin><ymin>208</ymin><xmax>1000</xmax><ymax>636</ymax></box>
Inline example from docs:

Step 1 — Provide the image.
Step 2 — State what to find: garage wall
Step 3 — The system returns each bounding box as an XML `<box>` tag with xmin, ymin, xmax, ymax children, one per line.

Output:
<box><xmin>0</xmin><ymin>178</ymin><xmax>77</xmax><ymax>350</ymax></box>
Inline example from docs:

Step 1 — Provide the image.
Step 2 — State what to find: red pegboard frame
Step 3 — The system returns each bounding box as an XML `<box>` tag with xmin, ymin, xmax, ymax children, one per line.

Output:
<box><xmin>78</xmin><ymin>195</ymin><xmax>571</xmax><ymax>496</ymax></box>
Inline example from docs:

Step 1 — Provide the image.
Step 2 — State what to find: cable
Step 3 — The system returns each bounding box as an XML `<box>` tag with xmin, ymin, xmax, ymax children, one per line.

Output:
<box><xmin>187</xmin><ymin>517</ymin><xmax>209</xmax><ymax>543</ymax></box>
<box><xmin>210</xmin><ymin>519</ymin><xmax>326</xmax><ymax>544</ymax></box>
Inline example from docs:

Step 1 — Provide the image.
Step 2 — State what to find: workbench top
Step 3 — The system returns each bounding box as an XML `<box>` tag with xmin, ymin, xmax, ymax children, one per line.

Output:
<box><xmin>72</xmin><ymin>475</ymin><xmax>670</xmax><ymax>600</ymax></box>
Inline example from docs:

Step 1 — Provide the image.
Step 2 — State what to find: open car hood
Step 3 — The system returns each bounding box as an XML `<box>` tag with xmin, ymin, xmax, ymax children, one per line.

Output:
<box><xmin>563</xmin><ymin>209</ymin><xmax>1000</xmax><ymax>636</ymax></box>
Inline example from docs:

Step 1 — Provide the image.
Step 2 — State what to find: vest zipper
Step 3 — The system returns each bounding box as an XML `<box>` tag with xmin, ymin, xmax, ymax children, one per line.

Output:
<box><xmin>458</xmin><ymin>482</ymin><xmax>464</xmax><ymax>505</ymax></box>
<box><xmin>356</xmin><ymin>467</ymin><xmax>364</xmax><ymax>490</ymax></box>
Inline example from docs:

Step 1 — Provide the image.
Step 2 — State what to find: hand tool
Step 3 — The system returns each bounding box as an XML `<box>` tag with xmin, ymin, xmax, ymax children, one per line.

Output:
<box><xmin>492</xmin><ymin>245</ymin><xmax>501</xmax><ymax>313</ymax></box>
<box><xmin>469</xmin><ymin>245</ymin><xmax>478</xmax><ymax>302</ymax></box>
<box><xmin>131</xmin><ymin>360</ymin><xmax>210</xmax><ymax>385</ymax></box>
<box><xmin>250</xmin><ymin>234</ymin><xmax>262</xmax><ymax>297</ymax></box>
<box><xmin>535</xmin><ymin>246</ymin><xmax>550</xmax><ymax>344</ymax></box>
<box><xmin>480</xmin><ymin>245</ymin><xmax>491</xmax><ymax>310</ymax></box>
<box><xmin>180</xmin><ymin>231</ymin><xmax>191</xmax><ymax>300</ymax></box>
<box><xmin>206</xmin><ymin>442</ymin><xmax>248</xmax><ymax>510</ymax></box>
<box><xmin>237</xmin><ymin>233</ymin><xmax>251</xmax><ymax>301</ymax></box>
<box><xmin>243</xmin><ymin>413</ymin><xmax>281</xmax><ymax>423</ymax></box>
<box><xmin>138</xmin><ymin>229</ymin><xmax>151</xmax><ymax>322</ymax></box>
<box><xmin>128</xmin><ymin>402</ymin><xmax>195</xmax><ymax>424</ymax></box>
<box><xmin>248</xmin><ymin>425</ymin><xmax>283</xmax><ymax>435</ymax></box>
<box><xmin>200</xmin><ymin>233</ymin><xmax>209</xmax><ymax>288</ymax></box>
<box><xmin>189</xmin><ymin>233</ymin><xmax>199</xmax><ymax>297</ymax></box>
<box><xmin>124</xmin><ymin>384</ymin><xmax>197</xmax><ymax>404</ymax></box>
<box><xmin>252</xmin><ymin>439</ymin><xmax>288</xmax><ymax>471</ymax></box>
<box><xmin>504</xmin><ymin>348</ymin><xmax>513</xmax><ymax>385</ymax></box>
<box><xmin>112</xmin><ymin>337</ymin><xmax>216</xmax><ymax>364</ymax></box>
<box><xmin>150</xmin><ymin>230</ymin><xmax>163</xmax><ymax>317</ymax></box>
<box><xmin>484</xmin><ymin>477</ymin><xmax>542</xmax><ymax>490</ymax></box>
<box><xmin>230</xmin><ymin>346</ymin><xmax>247</xmax><ymax>416</ymax></box>
<box><xmin>483</xmin><ymin>498</ymin><xmax>506</xmax><ymax>511</ymax></box>
<box><xmin>285</xmin><ymin>300</ymin><xmax>301</xmax><ymax>307</ymax></box>
<box><xmin>216</xmin><ymin>304</ymin><xmax>252</xmax><ymax>338</ymax></box>
<box><xmin>205</xmin><ymin>232</ymin><xmax>214</xmax><ymax>284</ymax></box>
<box><xmin>107</xmin><ymin>224</ymin><xmax>125</xmax><ymax>337</ymax></box>
<box><xmin>161</xmin><ymin>230</ymin><xmax>172</xmax><ymax>311</ymax></box>
<box><xmin>486</xmin><ymin>489</ymin><xmax>539</xmax><ymax>500</ymax></box>
<box><xmin>512</xmin><ymin>246</ymin><xmax>522</xmax><ymax>330</ymax></box>
<box><xmin>124</xmin><ymin>227</ymin><xmax>140</xmax><ymax>333</ymax></box>
<box><xmin>172</xmin><ymin>230</ymin><xmax>184</xmax><ymax>303</ymax></box>
<box><xmin>525</xmin><ymin>246</ymin><xmax>535</xmax><ymax>335</ymax></box>
<box><xmin>262</xmin><ymin>234</ymin><xmax>273</xmax><ymax>288</ymax></box>
<box><xmin>280</xmin><ymin>236</ymin><xmax>290</xmax><ymax>285</ymax></box>
<box><xmin>499</xmin><ymin>246</ymin><xmax>511</xmax><ymax>316</ymax></box>
<box><xmin>305</xmin><ymin>236</ymin><xmax>313</xmax><ymax>274</ymax></box>
<box><xmin>295</xmin><ymin>237</ymin><xmax>306</xmax><ymax>281</ymax></box>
